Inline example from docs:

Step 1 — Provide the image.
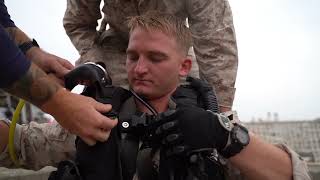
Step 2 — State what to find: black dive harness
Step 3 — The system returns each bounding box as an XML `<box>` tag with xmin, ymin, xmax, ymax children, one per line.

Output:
<box><xmin>49</xmin><ymin>62</ymin><xmax>225</xmax><ymax>180</ymax></box>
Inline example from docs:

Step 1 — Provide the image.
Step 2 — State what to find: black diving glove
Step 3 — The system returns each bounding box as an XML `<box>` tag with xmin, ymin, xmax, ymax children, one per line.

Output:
<box><xmin>154</xmin><ymin>107</ymin><xmax>229</xmax><ymax>157</ymax></box>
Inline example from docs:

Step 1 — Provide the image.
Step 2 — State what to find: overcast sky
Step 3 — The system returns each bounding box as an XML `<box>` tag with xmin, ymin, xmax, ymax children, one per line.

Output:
<box><xmin>6</xmin><ymin>0</ymin><xmax>320</xmax><ymax>121</ymax></box>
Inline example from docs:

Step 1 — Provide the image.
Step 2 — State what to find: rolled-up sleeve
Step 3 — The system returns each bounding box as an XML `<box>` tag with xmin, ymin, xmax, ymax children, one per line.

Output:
<box><xmin>276</xmin><ymin>144</ymin><xmax>311</xmax><ymax>180</ymax></box>
<box><xmin>187</xmin><ymin>0</ymin><xmax>238</xmax><ymax>108</ymax></box>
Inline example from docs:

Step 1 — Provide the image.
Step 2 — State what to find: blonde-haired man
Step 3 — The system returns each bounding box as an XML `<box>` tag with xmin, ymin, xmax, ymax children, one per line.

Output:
<box><xmin>1</xmin><ymin>12</ymin><xmax>310</xmax><ymax>180</ymax></box>
<box><xmin>64</xmin><ymin>0</ymin><xmax>238</xmax><ymax>113</ymax></box>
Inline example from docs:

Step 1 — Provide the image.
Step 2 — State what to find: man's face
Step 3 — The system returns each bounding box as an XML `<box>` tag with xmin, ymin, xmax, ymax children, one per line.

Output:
<box><xmin>126</xmin><ymin>27</ymin><xmax>190</xmax><ymax>100</ymax></box>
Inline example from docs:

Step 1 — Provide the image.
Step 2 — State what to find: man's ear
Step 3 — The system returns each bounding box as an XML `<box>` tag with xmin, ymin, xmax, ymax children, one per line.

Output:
<box><xmin>179</xmin><ymin>58</ymin><xmax>192</xmax><ymax>77</ymax></box>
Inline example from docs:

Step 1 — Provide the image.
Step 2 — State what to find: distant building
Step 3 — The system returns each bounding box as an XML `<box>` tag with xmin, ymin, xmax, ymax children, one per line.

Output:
<box><xmin>244</xmin><ymin>120</ymin><xmax>320</xmax><ymax>163</ymax></box>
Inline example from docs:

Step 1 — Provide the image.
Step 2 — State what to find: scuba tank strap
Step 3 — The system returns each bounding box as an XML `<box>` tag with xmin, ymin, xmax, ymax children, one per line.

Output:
<box><xmin>118</xmin><ymin>97</ymin><xmax>141</xmax><ymax>180</ymax></box>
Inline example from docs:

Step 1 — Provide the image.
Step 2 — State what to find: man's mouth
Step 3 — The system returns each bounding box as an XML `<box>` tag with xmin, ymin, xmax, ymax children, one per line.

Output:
<box><xmin>134</xmin><ymin>79</ymin><xmax>151</xmax><ymax>83</ymax></box>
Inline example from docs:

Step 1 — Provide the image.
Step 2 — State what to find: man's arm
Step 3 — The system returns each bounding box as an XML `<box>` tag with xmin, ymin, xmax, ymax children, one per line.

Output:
<box><xmin>0</xmin><ymin>120</ymin><xmax>76</xmax><ymax>170</ymax></box>
<box><xmin>229</xmin><ymin>133</ymin><xmax>295</xmax><ymax>180</ymax></box>
<box><xmin>5</xmin><ymin>26</ymin><xmax>29</xmax><ymax>45</ymax></box>
<box><xmin>156</xmin><ymin>108</ymin><xmax>310</xmax><ymax>180</ymax></box>
<box><xmin>1</xmin><ymin>0</ymin><xmax>117</xmax><ymax>146</ymax></box>
<box><xmin>224</xmin><ymin>112</ymin><xmax>309</xmax><ymax>179</ymax></box>
<box><xmin>187</xmin><ymin>0</ymin><xmax>238</xmax><ymax>112</ymax></box>
<box><xmin>5</xmin><ymin>26</ymin><xmax>74</xmax><ymax>80</ymax></box>
<box><xmin>0</xmin><ymin>26</ymin><xmax>116</xmax><ymax>146</ymax></box>
<box><xmin>4</xmin><ymin>63</ymin><xmax>60</xmax><ymax>107</ymax></box>
<box><xmin>1</xmin><ymin>0</ymin><xmax>73</xmax><ymax>79</ymax></box>
<box><xmin>4</xmin><ymin>63</ymin><xmax>118</xmax><ymax>146</ymax></box>
<box><xmin>63</xmin><ymin>0</ymin><xmax>102</xmax><ymax>56</ymax></box>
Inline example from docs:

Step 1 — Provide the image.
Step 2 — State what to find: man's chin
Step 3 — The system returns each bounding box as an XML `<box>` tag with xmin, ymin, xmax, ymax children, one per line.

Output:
<box><xmin>132</xmin><ymin>87</ymin><xmax>150</xmax><ymax>98</ymax></box>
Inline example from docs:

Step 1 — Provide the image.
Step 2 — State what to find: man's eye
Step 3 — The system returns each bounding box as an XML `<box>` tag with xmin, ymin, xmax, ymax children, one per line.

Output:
<box><xmin>149</xmin><ymin>55</ymin><xmax>166</xmax><ymax>63</ymax></box>
<box><xmin>127</xmin><ymin>54</ymin><xmax>139</xmax><ymax>61</ymax></box>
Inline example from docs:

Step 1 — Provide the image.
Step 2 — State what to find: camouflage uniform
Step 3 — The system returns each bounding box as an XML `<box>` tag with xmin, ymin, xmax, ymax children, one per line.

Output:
<box><xmin>0</xmin><ymin>116</ymin><xmax>311</xmax><ymax>179</ymax></box>
<box><xmin>63</xmin><ymin>0</ymin><xmax>238</xmax><ymax>109</ymax></box>
<box><xmin>0</xmin><ymin>119</ymin><xmax>76</xmax><ymax>170</ymax></box>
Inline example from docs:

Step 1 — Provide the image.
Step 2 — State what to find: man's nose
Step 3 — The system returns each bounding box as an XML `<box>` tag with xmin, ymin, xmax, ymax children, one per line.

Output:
<box><xmin>134</xmin><ymin>57</ymin><xmax>148</xmax><ymax>74</ymax></box>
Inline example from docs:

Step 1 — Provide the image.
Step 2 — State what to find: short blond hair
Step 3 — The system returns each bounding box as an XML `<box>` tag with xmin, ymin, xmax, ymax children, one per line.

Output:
<box><xmin>127</xmin><ymin>11</ymin><xmax>192</xmax><ymax>55</ymax></box>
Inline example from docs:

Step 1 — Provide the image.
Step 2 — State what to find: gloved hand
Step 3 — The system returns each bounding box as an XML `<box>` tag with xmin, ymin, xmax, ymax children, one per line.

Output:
<box><xmin>154</xmin><ymin>107</ymin><xmax>229</xmax><ymax>157</ymax></box>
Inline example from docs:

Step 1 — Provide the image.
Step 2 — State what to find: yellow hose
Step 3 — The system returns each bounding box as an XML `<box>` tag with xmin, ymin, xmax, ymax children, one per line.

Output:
<box><xmin>9</xmin><ymin>99</ymin><xmax>25</xmax><ymax>167</ymax></box>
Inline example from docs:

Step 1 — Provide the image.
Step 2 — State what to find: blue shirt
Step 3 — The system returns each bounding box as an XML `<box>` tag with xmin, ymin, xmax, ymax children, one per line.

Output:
<box><xmin>0</xmin><ymin>0</ymin><xmax>15</xmax><ymax>27</ymax></box>
<box><xmin>0</xmin><ymin>0</ymin><xmax>31</xmax><ymax>88</ymax></box>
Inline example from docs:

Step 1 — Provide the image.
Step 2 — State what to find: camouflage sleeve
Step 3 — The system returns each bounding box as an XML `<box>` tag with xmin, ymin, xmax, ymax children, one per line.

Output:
<box><xmin>0</xmin><ymin>120</ymin><xmax>76</xmax><ymax>170</ymax></box>
<box><xmin>220</xmin><ymin>112</ymin><xmax>311</xmax><ymax>179</ymax></box>
<box><xmin>63</xmin><ymin>0</ymin><xmax>102</xmax><ymax>55</ymax></box>
<box><xmin>276</xmin><ymin>144</ymin><xmax>312</xmax><ymax>180</ymax></box>
<box><xmin>186</xmin><ymin>0</ymin><xmax>238</xmax><ymax>109</ymax></box>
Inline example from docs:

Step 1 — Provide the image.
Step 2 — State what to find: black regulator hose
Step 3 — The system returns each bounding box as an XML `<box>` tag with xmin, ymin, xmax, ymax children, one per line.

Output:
<box><xmin>186</xmin><ymin>76</ymin><xmax>220</xmax><ymax>113</ymax></box>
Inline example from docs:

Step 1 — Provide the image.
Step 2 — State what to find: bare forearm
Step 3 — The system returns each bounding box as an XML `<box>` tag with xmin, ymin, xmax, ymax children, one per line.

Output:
<box><xmin>4</xmin><ymin>63</ymin><xmax>61</xmax><ymax>107</ymax></box>
<box><xmin>6</xmin><ymin>25</ymin><xmax>74</xmax><ymax>77</ymax></box>
<box><xmin>5</xmin><ymin>27</ymin><xmax>41</xmax><ymax>60</ymax></box>
<box><xmin>229</xmin><ymin>133</ymin><xmax>293</xmax><ymax>180</ymax></box>
<box><xmin>5</xmin><ymin>26</ymin><xmax>31</xmax><ymax>45</ymax></box>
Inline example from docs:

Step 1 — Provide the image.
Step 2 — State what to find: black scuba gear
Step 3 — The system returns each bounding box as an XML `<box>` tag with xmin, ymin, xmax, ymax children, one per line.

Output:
<box><xmin>160</xmin><ymin>77</ymin><xmax>225</xmax><ymax>180</ymax></box>
<box><xmin>50</xmin><ymin>62</ymin><xmax>132</xmax><ymax>180</ymax></box>
<box><xmin>154</xmin><ymin>107</ymin><xmax>229</xmax><ymax>156</ymax></box>
<box><xmin>49</xmin><ymin>67</ymin><xmax>225</xmax><ymax>180</ymax></box>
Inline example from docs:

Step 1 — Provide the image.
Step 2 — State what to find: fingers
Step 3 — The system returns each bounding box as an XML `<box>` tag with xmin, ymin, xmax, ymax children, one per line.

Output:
<box><xmin>155</xmin><ymin>121</ymin><xmax>178</xmax><ymax>136</ymax></box>
<box><xmin>49</xmin><ymin>57</ymin><xmax>74</xmax><ymax>78</ymax></box>
<box><xmin>94</xmin><ymin>101</ymin><xmax>112</xmax><ymax>113</ymax></box>
<box><xmin>91</xmin><ymin>103</ymin><xmax>118</xmax><ymax>141</ymax></box>
<box><xmin>97</xmin><ymin>116</ymin><xmax>118</xmax><ymax>131</ymax></box>
<box><xmin>78</xmin><ymin>117</ymin><xmax>117</xmax><ymax>146</ymax></box>
<box><xmin>74</xmin><ymin>113</ymin><xmax>117</xmax><ymax>146</ymax></box>
<box><xmin>58</xmin><ymin>58</ymin><xmax>74</xmax><ymax>70</ymax></box>
<box><xmin>81</xmin><ymin>136</ymin><xmax>96</xmax><ymax>146</ymax></box>
<box><xmin>87</xmin><ymin>117</ymin><xmax>117</xmax><ymax>145</ymax></box>
<box><xmin>157</xmin><ymin>109</ymin><xmax>177</xmax><ymax>123</ymax></box>
<box><xmin>47</xmin><ymin>73</ymin><xmax>64</xmax><ymax>86</ymax></box>
<box><xmin>165</xmin><ymin>145</ymin><xmax>188</xmax><ymax>157</ymax></box>
<box><xmin>43</xmin><ymin>90</ymin><xmax>118</xmax><ymax>146</ymax></box>
<box><xmin>162</xmin><ymin>133</ymin><xmax>182</xmax><ymax>145</ymax></box>
<box><xmin>94</xmin><ymin>128</ymin><xmax>112</xmax><ymax>142</ymax></box>
<box><xmin>77</xmin><ymin>97</ymin><xmax>116</xmax><ymax>143</ymax></box>
<box><xmin>52</xmin><ymin>62</ymin><xmax>70</xmax><ymax>78</ymax></box>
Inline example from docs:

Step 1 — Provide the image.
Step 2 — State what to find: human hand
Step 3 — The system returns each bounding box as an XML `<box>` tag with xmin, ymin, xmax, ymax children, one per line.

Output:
<box><xmin>47</xmin><ymin>73</ymin><xmax>65</xmax><ymax>86</ymax></box>
<box><xmin>40</xmin><ymin>88</ymin><xmax>118</xmax><ymax>146</ymax></box>
<box><xmin>154</xmin><ymin>107</ymin><xmax>229</xmax><ymax>157</ymax></box>
<box><xmin>26</xmin><ymin>47</ymin><xmax>74</xmax><ymax>79</ymax></box>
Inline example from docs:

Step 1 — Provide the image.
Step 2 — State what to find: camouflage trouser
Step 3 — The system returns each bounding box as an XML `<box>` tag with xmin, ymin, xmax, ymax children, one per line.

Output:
<box><xmin>75</xmin><ymin>41</ymin><xmax>200</xmax><ymax>88</ymax></box>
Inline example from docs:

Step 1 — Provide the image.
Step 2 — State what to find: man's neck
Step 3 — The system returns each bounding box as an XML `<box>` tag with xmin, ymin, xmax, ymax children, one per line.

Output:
<box><xmin>136</xmin><ymin>93</ymin><xmax>171</xmax><ymax>114</ymax></box>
